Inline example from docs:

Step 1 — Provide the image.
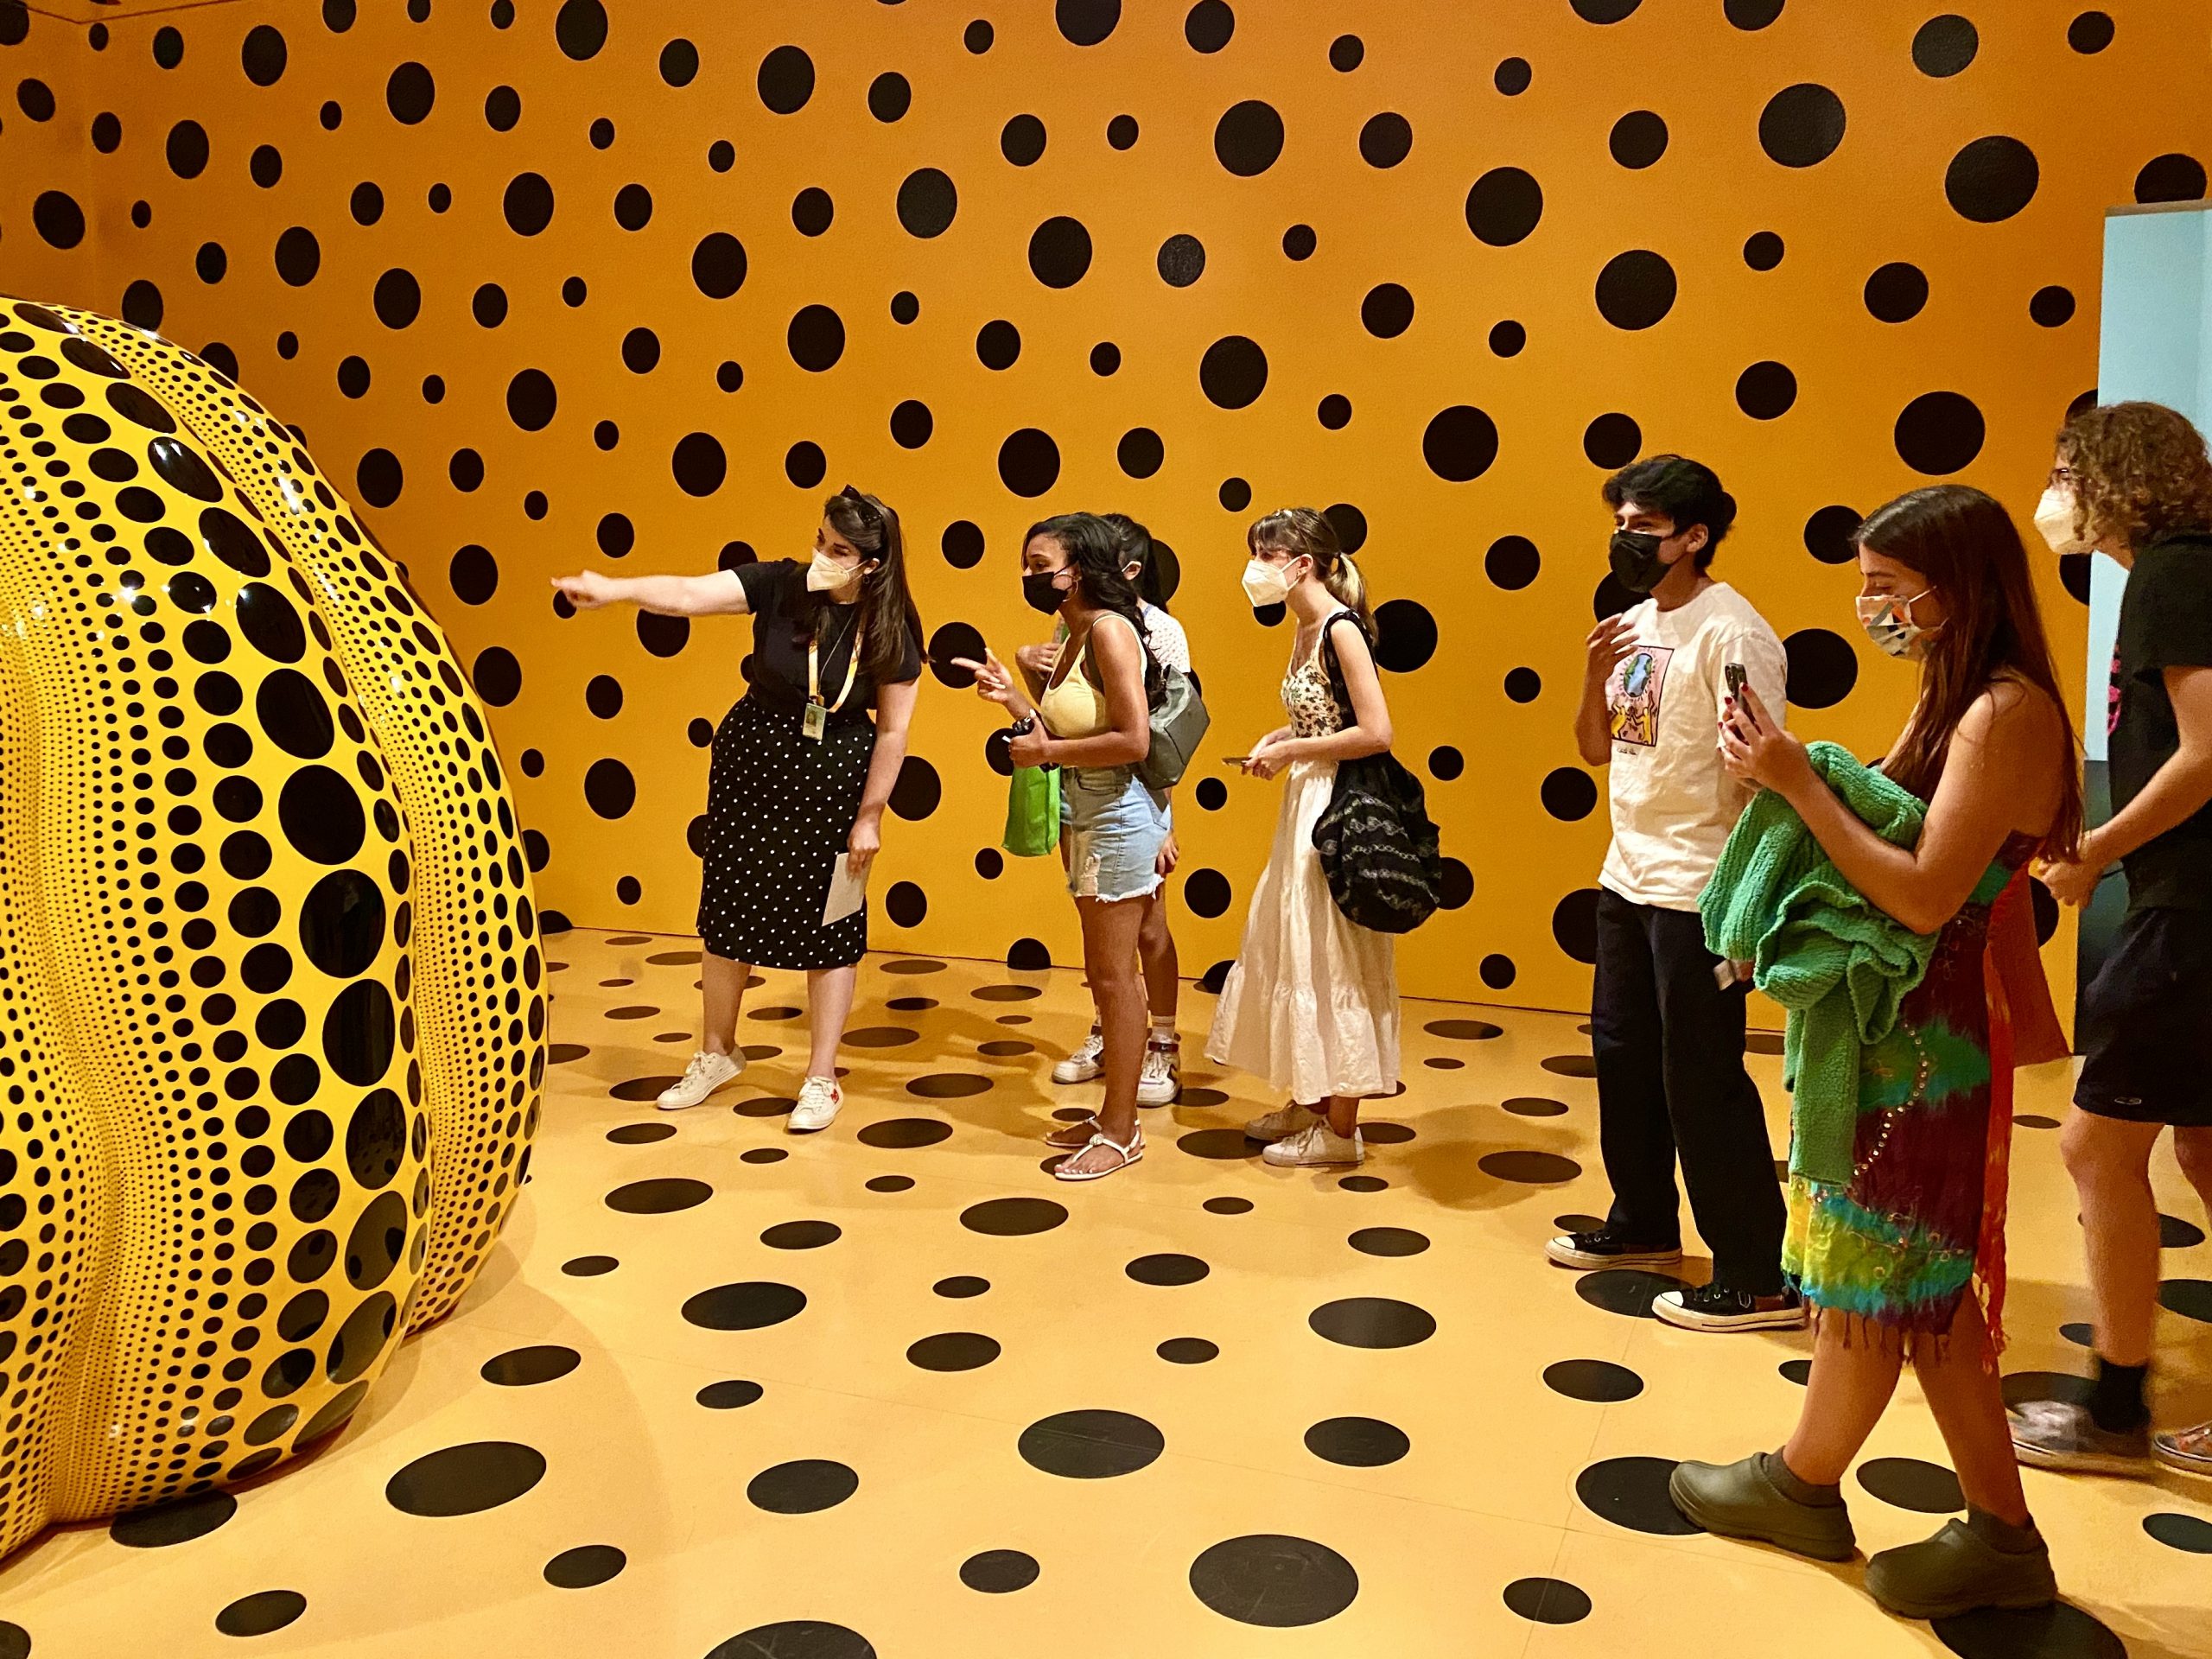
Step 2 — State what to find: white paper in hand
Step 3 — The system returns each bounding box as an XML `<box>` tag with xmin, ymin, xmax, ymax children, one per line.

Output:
<box><xmin>823</xmin><ymin>856</ymin><xmax>868</xmax><ymax>926</ymax></box>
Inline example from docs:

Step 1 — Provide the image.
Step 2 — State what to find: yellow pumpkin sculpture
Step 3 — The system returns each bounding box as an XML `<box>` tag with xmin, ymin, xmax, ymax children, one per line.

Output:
<box><xmin>0</xmin><ymin>297</ymin><xmax>543</xmax><ymax>1554</ymax></box>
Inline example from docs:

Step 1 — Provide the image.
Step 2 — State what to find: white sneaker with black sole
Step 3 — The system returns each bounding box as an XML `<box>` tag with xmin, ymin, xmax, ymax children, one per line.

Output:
<box><xmin>1136</xmin><ymin>1039</ymin><xmax>1181</xmax><ymax>1107</ymax></box>
<box><xmin>1653</xmin><ymin>1284</ymin><xmax>1807</xmax><ymax>1332</ymax></box>
<box><xmin>658</xmin><ymin>1049</ymin><xmax>745</xmax><ymax>1111</ymax></box>
<box><xmin>1052</xmin><ymin>1027</ymin><xmax>1105</xmax><ymax>1085</ymax></box>
<box><xmin>1544</xmin><ymin>1227</ymin><xmax>1684</xmax><ymax>1271</ymax></box>
<box><xmin>786</xmin><ymin>1075</ymin><xmax>842</xmax><ymax>1134</ymax></box>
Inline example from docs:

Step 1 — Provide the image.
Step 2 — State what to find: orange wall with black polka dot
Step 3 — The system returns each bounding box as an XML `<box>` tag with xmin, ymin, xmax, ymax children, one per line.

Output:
<box><xmin>5</xmin><ymin>0</ymin><xmax>2206</xmax><ymax>1014</ymax></box>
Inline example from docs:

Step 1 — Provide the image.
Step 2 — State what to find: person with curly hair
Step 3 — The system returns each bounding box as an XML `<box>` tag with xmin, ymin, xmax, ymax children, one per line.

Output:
<box><xmin>2014</xmin><ymin>401</ymin><xmax>2212</xmax><ymax>1479</ymax></box>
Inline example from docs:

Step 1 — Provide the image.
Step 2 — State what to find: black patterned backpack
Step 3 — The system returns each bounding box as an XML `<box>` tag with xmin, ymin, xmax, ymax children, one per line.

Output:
<box><xmin>1310</xmin><ymin>612</ymin><xmax>1446</xmax><ymax>933</ymax></box>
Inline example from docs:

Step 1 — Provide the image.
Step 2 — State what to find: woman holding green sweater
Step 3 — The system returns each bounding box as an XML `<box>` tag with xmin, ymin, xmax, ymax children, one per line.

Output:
<box><xmin>1670</xmin><ymin>486</ymin><xmax>2082</xmax><ymax>1623</ymax></box>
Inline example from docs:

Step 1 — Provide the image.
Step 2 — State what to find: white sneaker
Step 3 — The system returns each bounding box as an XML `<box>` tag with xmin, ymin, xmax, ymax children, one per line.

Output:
<box><xmin>658</xmin><ymin>1049</ymin><xmax>744</xmax><ymax>1111</ymax></box>
<box><xmin>1243</xmin><ymin>1102</ymin><xmax>1322</xmax><ymax>1143</ymax></box>
<box><xmin>1262</xmin><ymin>1122</ymin><xmax>1363</xmax><ymax>1168</ymax></box>
<box><xmin>1052</xmin><ymin>1027</ymin><xmax>1105</xmax><ymax>1084</ymax></box>
<box><xmin>787</xmin><ymin>1075</ymin><xmax>842</xmax><ymax>1134</ymax></box>
<box><xmin>1136</xmin><ymin>1039</ymin><xmax>1181</xmax><ymax>1107</ymax></box>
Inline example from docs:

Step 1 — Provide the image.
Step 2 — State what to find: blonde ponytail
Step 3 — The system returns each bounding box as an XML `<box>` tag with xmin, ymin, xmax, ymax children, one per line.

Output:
<box><xmin>1321</xmin><ymin>550</ymin><xmax>1373</xmax><ymax>631</ymax></box>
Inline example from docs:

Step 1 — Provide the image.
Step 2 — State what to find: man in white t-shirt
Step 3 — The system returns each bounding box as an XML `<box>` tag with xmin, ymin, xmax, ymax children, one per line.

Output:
<box><xmin>1545</xmin><ymin>455</ymin><xmax>1800</xmax><ymax>1336</ymax></box>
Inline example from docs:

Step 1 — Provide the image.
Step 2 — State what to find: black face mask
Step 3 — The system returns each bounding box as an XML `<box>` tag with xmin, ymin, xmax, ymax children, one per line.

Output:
<box><xmin>1608</xmin><ymin>530</ymin><xmax>1673</xmax><ymax>594</ymax></box>
<box><xmin>1021</xmin><ymin>569</ymin><xmax>1067</xmax><ymax>614</ymax></box>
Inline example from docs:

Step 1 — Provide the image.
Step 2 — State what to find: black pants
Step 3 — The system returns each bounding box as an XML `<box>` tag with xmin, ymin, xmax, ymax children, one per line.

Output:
<box><xmin>1591</xmin><ymin>889</ymin><xmax>1786</xmax><ymax>1294</ymax></box>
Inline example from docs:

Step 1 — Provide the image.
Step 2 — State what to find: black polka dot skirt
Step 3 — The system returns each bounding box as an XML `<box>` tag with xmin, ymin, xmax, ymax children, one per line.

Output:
<box><xmin>698</xmin><ymin>694</ymin><xmax>874</xmax><ymax>970</ymax></box>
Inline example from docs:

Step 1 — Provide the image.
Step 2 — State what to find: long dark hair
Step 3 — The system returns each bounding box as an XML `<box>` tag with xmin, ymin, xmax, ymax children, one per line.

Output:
<box><xmin>1248</xmin><ymin>506</ymin><xmax>1373</xmax><ymax>631</ymax></box>
<box><xmin>1100</xmin><ymin>511</ymin><xmax>1170</xmax><ymax>611</ymax></box>
<box><xmin>1854</xmin><ymin>485</ymin><xmax>2082</xmax><ymax>858</ymax></box>
<box><xmin>1026</xmin><ymin>512</ymin><xmax>1163</xmax><ymax>704</ymax></box>
<box><xmin>802</xmin><ymin>486</ymin><xmax>922</xmax><ymax>684</ymax></box>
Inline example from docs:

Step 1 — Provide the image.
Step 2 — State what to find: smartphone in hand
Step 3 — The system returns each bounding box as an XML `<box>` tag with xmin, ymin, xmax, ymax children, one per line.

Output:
<box><xmin>1725</xmin><ymin>662</ymin><xmax>1748</xmax><ymax>702</ymax></box>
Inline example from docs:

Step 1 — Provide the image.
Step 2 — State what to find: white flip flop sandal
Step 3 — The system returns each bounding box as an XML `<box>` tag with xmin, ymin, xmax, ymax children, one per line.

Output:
<box><xmin>1052</xmin><ymin>1125</ymin><xmax>1143</xmax><ymax>1182</ymax></box>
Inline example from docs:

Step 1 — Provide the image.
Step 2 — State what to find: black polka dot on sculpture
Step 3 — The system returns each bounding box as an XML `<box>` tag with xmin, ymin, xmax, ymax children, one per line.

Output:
<box><xmin>1305</xmin><ymin>1416</ymin><xmax>1409</xmax><ymax>1467</ymax></box>
<box><xmin>761</xmin><ymin>1220</ymin><xmax>841</xmax><ymax>1250</ymax></box>
<box><xmin>697</xmin><ymin>1379</ymin><xmax>765</xmax><ymax>1409</ymax></box>
<box><xmin>111</xmin><ymin>1490</ymin><xmax>237</xmax><ymax>1547</ymax></box>
<box><xmin>1018</xmin><ymin>1409</ymin><xmax>1165</xmax><ymax>1478</ymax></box>
<box><xmin>481</xmin><ymin>1344</ymin><xmax>582</xmax><ymax>1387</ymax></box>
<box><xmin>1930</xmin><ymin>1603</ymin><xmax>2126</xmax><ymax>1659</ymax></box>
<box><xmin>215</xmin><ymin>1591</ymin><xmax>307</xmax><ymax>1637</ymax></box>
<box><xmin>1127</xmin><ymin>1253</ymin><xmax>1209</xmax><ymax>1286</ymax></box>
<box><xmin>705</xmin><ymin>1625</ymin><xmax>874</xmax><ymax>1659</ymax></box>
<box><xmin>683</xmin><ymin>1281</ymin><xmax>808</xmax><ymax>1331</ymax></box>
<box><xmin>1575</xmin><ymin>1268</ymin><xmax>1690</xmax><ymax>1319</ymax></box>
<box><xmin>1480</xmin><ymin>1150</ymin><xmax>1582</xmax><ymax>1184</ymax></box>
<box><xmin>385</xmin><ymin>1441</ymin><xmax>547</xmax><ymax>1517</ymax></box>
<box><xmin>563</xmin><ymin>1255</ymin><xmax>618</xmax><ymax>1277</ymax></box>
<box><xmin>604</xmin><ymin>1177</ymin><xmax>710</xmax><ymax>1214</ymax></box>
<box><xmin>747</xmin><ymin>1459</ymin><xmax>859</xmax><ymax>1514</ymax></box>
<box><xmin>544</xmin><ymin>1544</ymin><xmax>626</xmax><ymax>1588</ymax></box>
<box><xmin>907</xmin><ymin>1332</ymin><xmax>1001</xmax><ymax>1371</ymax></box>
<box><xmin>1543</xmin><ymin>1359</ymin><xmax>1644</xmax><ymax>1402</ymax></box>
<box><xmin>2145</xmin><ymin>1511</ymin><xmax>2212</xmax><ymax>1554</ymax></box>
<box><xmin>961</xmin><ymin>1548</ymin><xmax>1041</xmax><ymax>1592</ymax></box>
<box><xmin>1857</xmin><ymin>1457</ymin><xmax>1963</xmax><ymax>1513</ymax></box>
<box><xmin>961</xmin><ymin>1197</ymin><xmax>1069</xmax><ymax>1236</ymax></box>
<box><xmin>1189</xmin><ymin>1535</ymin><xmax>1359</xmax><ymax>1627</ymax></box>
<box><xmin>1204</xmin><ymin>1196</ymin><xmax>1253</xmax><ymax>1215</ymax></box>
<box><xmin>1349</xmin><ymin>1226</ymin><xmax>1428</xmax><ymax>1257</ymax></box>
<box><xmin>1504</xmin><ymin>1578</ymin><xmax>1592</xmax><ymax>1624</ymax></box>
<box><xmin>1160</xmin><ymin>1337</ymin><xmax>1218</xmax><ymax>1363</ymax></box>
<box><xmin>1576</xmin><ymin>1456</ymin><xmax>1699</xmax><ymax>1535</ymax></box>
<box><xmin>1308</xmin><ymin>1297</ymin><xmax>1434</xmax><ymax>1349</ymax></box>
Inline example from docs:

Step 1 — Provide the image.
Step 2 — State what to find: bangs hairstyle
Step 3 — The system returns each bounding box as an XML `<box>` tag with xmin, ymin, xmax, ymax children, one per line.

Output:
<box><xmin>1247</xmin><ymin>506</ymin><xmax>1373</xmax><ymax>630</ymax></box>
<box><xmin>1854</xmin><ymin>484</ymin><xmax>2082</xmax><ymax>859</ymax></box>
<box><xmin>1026</xmin><ymin>512</ymin><xmax>1164</xmax><ymax>704</ymax></box>
<box><xmin>804</xmin><ymin>486</ymin><xmax>924</xmax><ymax>685</ymax></box>
<box><xmin>2056</xmin><ymin>401</ymin><xmax>2212</xmax><ymax>553</ymax></box>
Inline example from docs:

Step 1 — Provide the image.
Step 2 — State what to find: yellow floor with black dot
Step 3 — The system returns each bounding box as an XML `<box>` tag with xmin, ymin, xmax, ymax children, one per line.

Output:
<box><xmin>3</xmin><ymin>930</ymin><xmax>2208</xmax><ymax>1659</ymax></box>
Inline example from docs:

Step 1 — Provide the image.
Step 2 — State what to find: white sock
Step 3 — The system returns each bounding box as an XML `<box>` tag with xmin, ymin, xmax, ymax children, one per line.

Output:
<box><xmin>1149</xmin><ymin>1017</ymin><xmax>1178</xmax><ymax>1042</ymax></box>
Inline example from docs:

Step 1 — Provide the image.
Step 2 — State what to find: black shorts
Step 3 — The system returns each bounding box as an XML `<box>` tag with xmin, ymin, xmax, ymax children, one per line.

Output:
<box><xmin>2075</xmin><ymin>906</ymin><xmax>2212</xmax><ymax>1127</ymax></box>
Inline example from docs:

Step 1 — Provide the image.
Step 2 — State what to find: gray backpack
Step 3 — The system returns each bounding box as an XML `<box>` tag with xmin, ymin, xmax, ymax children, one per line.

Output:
<box><xmin>1137</xmin><ymin>663</ymin><xmax>1211</xmax><ymax>791</ymax></box>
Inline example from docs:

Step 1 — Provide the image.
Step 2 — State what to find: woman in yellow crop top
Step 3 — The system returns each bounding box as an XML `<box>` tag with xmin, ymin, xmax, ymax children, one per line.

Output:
<box><xmin>957</xmin><ymin>513</ymin><xmax>1168</xmax><ymax>1182</ymax></box>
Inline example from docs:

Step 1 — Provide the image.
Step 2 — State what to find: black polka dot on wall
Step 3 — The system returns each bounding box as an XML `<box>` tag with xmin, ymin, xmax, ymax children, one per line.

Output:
<box><xmin>1947</xmin><ymin>136</ymin><xmax>2041</xmax><ymax>222</ymax></box>
<box><xmin>1895</xmin><ymin>390</ymin><xmax>1986</xmax><ymax>474</ymax></box>
<box><xmin>1758</xmin><ymin>84</ymin><xmax>1847</xmax><ymax>168</ymax></box>
<box><xmin>1784</xmin><ymin>628</ymin><xmax>1859</xmax><ymax>709</ymax></box>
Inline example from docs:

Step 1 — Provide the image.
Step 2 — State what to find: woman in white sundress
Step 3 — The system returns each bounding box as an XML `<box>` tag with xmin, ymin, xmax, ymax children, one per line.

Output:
<box><xmin>1207</xmin><ymin>507</ymin><xmax>1401</xmax><ymax>1168</ymax></box>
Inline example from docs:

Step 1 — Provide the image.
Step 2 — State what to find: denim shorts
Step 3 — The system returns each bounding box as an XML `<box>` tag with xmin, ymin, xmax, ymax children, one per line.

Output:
<box><xmin>1059</xmin><ymin>765</ymin><xmax>1169</xmax><ymax>902</ymax></box>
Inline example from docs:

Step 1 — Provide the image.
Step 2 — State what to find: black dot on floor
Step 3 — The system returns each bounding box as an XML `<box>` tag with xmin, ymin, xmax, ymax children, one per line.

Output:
<box><xmin>1308</xmin><ymin>1297</ymin><xmax>1435</xmax><ymax>1349</ymax></box>
<box><xmin>1127</xmin><ymin>1253</ymin><xmax>1209</xmax><ymax>1286</ymax></box>
<box><xmin>1424</xmin><ymin>1018</ymin><xmax>1502</xmax><ymax>1040</ymax></box>
<box><xmin>907</xmin><ymin>1332</ymin><xmax>1001</xmax><ymax>1371</ymax></box>
<box><xmin>1541</xmin><ymin>1055</ymin><xmax>1598</xmax><ymax>1078</ymax></box>
<box><xmin>2013</xmin><ymin>1114</ymin><xmax>2061</xmax><ymax>1129</ymax></box>
<box><xmin>1930</xmin><ymin>1602</ymin><xmax>2126</xmax><ymax>1659</ymax></box>
<box><xmin>1180</xmin><ymin>1087</ymin><xmax>1230</xmax><ymax>1108</ymax></box>
<box><xmin>935</xmin><ymin>1275</ymin><xmax>989</xmax><ymax>1298</ymax></box>
<box><xmin>760</xmin><ymin>1220</ymin><xmax>841</xmax><ymax>1250</ymax></box>
<box><xmin>1159</xmin><ymin>1337</ymin><xmax>1218</xmax><ymax>1363</ymax></box>
<box><xmin>696</xmin><ymin>1379</ymin><xmax>764</xmax><ymax>1408</ymax></box>
<box><xmin>1304</xmin><ymin>1416</ymin><xmax>1409</xmax><ymax>1466</ymax></box>
<box><xmin>706</xmin><ymin>1624</ymin><xmax>875</xmax><ymax>1659</ymax></box>
<box><xmin>549</xmin><ymin>1043</ymin><xmax>590</xmax><ymax>1064</ymax></box>
<box><xmin>215</xmin><ymin>1591</ymin><xmax>306</xmax><ymax>1637</ymax></box>
<box><xmin>562</xmin><ymin>1255</ymin><xmax>618</xmax><ymax>1277</ymax></box>
<box><xmin>1576</xmin><ymin>1456</ymin><xmax>1698</xmax><ymax>1535</ymax></box>
<box><xmin>882</xmin><ymin>957</ymin><xmax>947</xmax><ymax>974</ymax></box>
<box><xmin>543</xmin><ymin>1544</ymin><xmax>626</xmax><ymax>1588</ymax></box>
<box><xmin>1503</xmin><ymin>1576</ymin><xmax>1592</xmax><ymax>1624</ymax></box>
<box><xmin>1349</xmin><ymin>1226</ymin><xmax>1428</xmax><ymax>1257</ymax></box>
<box><xmin>978</xmin><ymin>1039</ymin><xmax>1034</xmax><ymax>1057</ymax></box>
<box><xmin>960</xmin><ymin>1197</ymin><xmax>1068</xmax><ymax>1236</ymax></box>
<box><xmin>1361</xmin><ymin>1122</ymin><xmax>1414</xmax><ymax>1145</ymax></box>
<box><xmin>1179</xmin><ymin>1128</ymin><xmax>1259</xmax><ymax>1160</ymax></box>
<box><xmin>2145</xmin><ymin>1511</ymin><xmax>2212</xmax><ymax>1553</ymax></box>
<box><xmin>859</xmin><ymin>1117</ymin><xmax>954</xmax><ymax>1147</ymax></box>
<box><xmin>909</xmin><ymin>1073</ymin><xmax>994</xmax><ymax>1099</ymax></box>
<box><xmin>1575</xmin><ymin>1268</ymin><xmax>1689</xmax><ymax>1319</ymax></box>
<box><xmin>1204</xmin><ymin>1196</ymin><xmax>1254</xmax><ymax>1215</ymax></box>
<box><xmin>1857</xmin><ymin>1456</ymin><xmax>1963</xmax><ymax>1513</ymax></box>
<box><xmin>741</xmin><ymin>1147</ymin><xmax>789</xmax><ymax>1165</ymax></box>
<box><xmin>973</xmin><ymin>984</ymin><xmax>1041</xmax><ymax>1001</ymax></box>
<box><xmin>605</xmin><ymin>1122</ymin><xmax>675</xmax><ymax>1144</ymax></box>
<box><xmin>610</xmin><ymin>1076</ymin><xmax>682</xmax><ymax>1102</ymax></box>
<box><xmin>1480</xmin><ymin>1150</ymin><xmax>1583</xmax><ymax>1184</ymax></box>
<box><xmin>1747</xmin><ymin>1031</ymin><xmax>1785</xmax><ymax>1055</ymax></box>
<box><xmin>111</xmin><ymin>1490</ymin><xmax>237</xmax><ymax>1547</ymax></box>
<box><xmin>1018</xmin><ymin>1409</ymin><xmax>1165</xmax><ymax>1478</ymax></box>
<box><xmin>2000</xmin><ymin>1370</ymin><xmax>2094</xmax><ymax>1408</ymax></box>
<box><xmin>1780</xmin><ymin>1358</ymin><xmax>1813</xmax><ymax>1384</ymax></box>
<box><xmin>866</xmin><ymin>1175</ymin><xmax>915</xmax><ymax>1193</ymax></box>
<box><xmin>2159</xmin><ymin>1279</ymin><xmax>2212</xmax><ymax>1322</ymax></box>
<box><xmin>480</xmin><ymin>1344</ymin><xmax>582</xmax><ymax>1387</ymax></box>
<box><xmin>2162</xmin><ymin>1211</ymin><xmax>2208</xmax><ymax>1249</ymax></box>
<box><xmin>960</xmin><ymin>1548</ymin><xmax>1040</xmax><ymax>1592</ymax></box>
<box><xmin>385</xmin><ymin>1441</ymin><xmax>548</xmax><ymax>1516</ymax></box>
<box><xmin>682</xmin><ymin>1281</ymin><xmax>807</xmax><ymax>1331</ymax></box>
<box><xmin>844</xmin><ymin>1026</ymin><xmax>920</xmax><ymax>1047</ymax></box>
<box><xmin>1338</xmin><ymin>1175</ymin><xmax>1389</xmax><ymax>1192</ymax></box>
<box><xmin>604</xmin><ymin>1177</ymin><xmax>711</xmax><ymax>1214</ymax></box>
<box><xmin>1189</xmin><ymin>1535</ymin><xmax>1359</xmax><ymax>1627</ymax></box>
<box><xmin>1426</xmin><ymin>1058</ymin><xmax>1465</xmax><ymax>1071</ymax></box>
<box><xmin>1504</xmin><ymin>1096</ymin><xmax>1569</xmax><ymax>1117</ymax></box>
<box><xmin>2057</xmin><ymin>1321</ymin><xmax>2094</xmax><ymax>1347</ymax></box>
<box><xmin>887</xmin><ymin>995</ymin><xmax>939</xmax><ymax>1011</ymax></box>
<box><xmin>0</xmin><ymin>1622</ymin><xmax>29</xmax><ymax>1659</ymax></box>
<box><xmin>1543</xmin><ymin>1358</ymin><xmax>1644</xmax><ymax>1402</ymax></box>
<box><xmin>747</xmin><ymin>1459</ymin><xmax>859</xmax><ymax>1514</ymax></box>
<box><xmin>736</xmin><ymin>1096</ymin><xmax>798</xmax><ymax>1118</ymax></box>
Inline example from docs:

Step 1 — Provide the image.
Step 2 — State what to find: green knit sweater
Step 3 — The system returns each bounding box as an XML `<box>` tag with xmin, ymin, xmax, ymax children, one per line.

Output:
<box><xmin>1699</xmin><ymin>743</ymin><xmax>1934</xmax><ymax>1189</ymax></box>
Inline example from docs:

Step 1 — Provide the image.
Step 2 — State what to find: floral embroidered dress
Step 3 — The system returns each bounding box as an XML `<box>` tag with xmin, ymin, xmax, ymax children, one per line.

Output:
<box><xmin>1783</xmin><ymin>832</ymin><xmax>2044</xmax><ymax>1354</ymax></box>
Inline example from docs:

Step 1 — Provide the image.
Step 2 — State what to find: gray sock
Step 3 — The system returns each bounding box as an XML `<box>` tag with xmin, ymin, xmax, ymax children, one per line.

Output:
<box><xmin>1966</xmin><ymin>1506</ymin><xmax>2044</xmax><ymax>1554</ymax></box>
<box><xmin>1761</xmin><ymin>1449</ymin><xmax>1845</xmax><ymax>1507</ymax></box>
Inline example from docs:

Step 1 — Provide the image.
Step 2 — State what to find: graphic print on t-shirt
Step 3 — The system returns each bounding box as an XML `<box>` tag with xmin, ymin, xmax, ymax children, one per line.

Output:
<box><xmin>1607</xmin><ymin>644</ymin><xmax>1675</xmax><ymax>749</ymax></box>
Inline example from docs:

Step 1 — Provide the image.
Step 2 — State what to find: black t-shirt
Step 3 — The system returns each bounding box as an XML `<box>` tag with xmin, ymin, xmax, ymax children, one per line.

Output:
<box><xmin>734</xmin><ymin>560</ymin><xmax>921</xmax><ymax>725</ymax></box>
<box><xmin>2110</xmin><ymin>533</ymin><xmax>2212</xmax><ymax>909</ymax></box>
